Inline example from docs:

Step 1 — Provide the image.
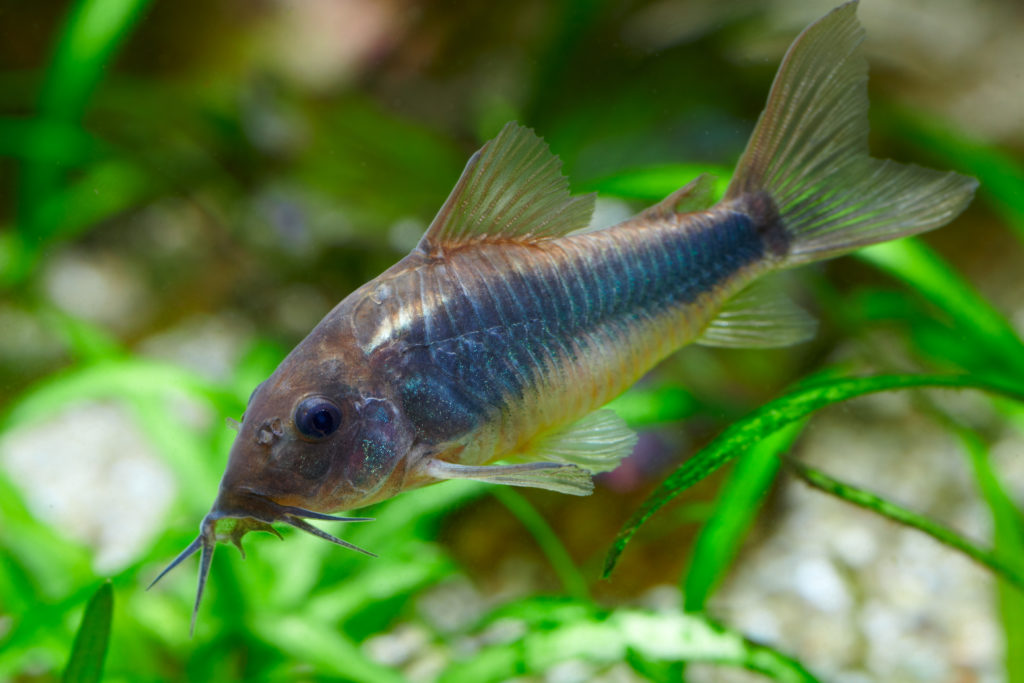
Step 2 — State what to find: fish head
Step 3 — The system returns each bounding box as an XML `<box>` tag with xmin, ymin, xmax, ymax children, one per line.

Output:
<box><xmin>221</xmin><ymin>354</ymin><xmax>415</xmax><ymax>513</ymax></box>
<box><xmin>150</xmin><ymin>321</ymin><xmax>416</xmax><ymax>632</ymax></box>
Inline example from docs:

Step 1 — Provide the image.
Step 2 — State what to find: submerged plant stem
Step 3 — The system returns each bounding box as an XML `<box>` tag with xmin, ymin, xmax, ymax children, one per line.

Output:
<box><xmin>491</xmin><ymin>487</ymin><xmax>590</xmax><ymax>601</ymax></box>
<box><xmin>785</xmin><ymin>458</ymin><xmax>1024</xmax><ymax>593</ymax></box>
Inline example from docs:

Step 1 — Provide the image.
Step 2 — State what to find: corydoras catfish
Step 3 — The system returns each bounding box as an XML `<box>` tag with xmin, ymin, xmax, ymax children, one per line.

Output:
<box><xmin>152</xmin><ymin>1</ymin><xmax>977</xmax><ymax>629</ymax></box>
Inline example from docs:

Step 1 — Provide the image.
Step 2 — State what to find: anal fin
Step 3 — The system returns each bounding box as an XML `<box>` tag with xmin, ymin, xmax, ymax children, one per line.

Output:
<box><xmin>697</xmin><ymin>278</ymin><xmax>817</xmax><ymax>348</ymax></box>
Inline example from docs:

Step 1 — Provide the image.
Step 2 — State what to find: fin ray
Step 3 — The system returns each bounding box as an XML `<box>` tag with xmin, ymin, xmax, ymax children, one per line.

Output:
<box><xmin>637</xmin><ymin>173</ymin><xmax>718</xmax><ymax>221</ymax></box>
<box><xmin>419</xmin><ymin>122</ymin><xmax>595</xmax><ymax>252</ymax></box>
<box><xmin>527</xmin><ymin>409</ymin><xmax>638</xmax><ymax>473</ymax></box>
<box><xmin>697</xmin><ymin>279</ymin><xmax>816</xmax><ymax>348</ymax></box>
<box><xmin>725</xmin><ymin>1</ymin><xmax>977</xmax><ymax>265</ymax></box>
<box><xmin>424</xmin><ymin>458</ymin><xmax>594</xmax><ymax>496</ymax></box>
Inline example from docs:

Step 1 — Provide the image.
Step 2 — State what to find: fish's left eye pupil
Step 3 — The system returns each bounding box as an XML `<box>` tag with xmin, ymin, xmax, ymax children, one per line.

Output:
<box><xmin>294</xmin><ymin>397</ymin><xmax>342</xmax><ymax>440</ymax></box>
<box><xmin>312</xmin><ymin>409</ymin><xmax>333</xmax><ymax>432</ymax></box>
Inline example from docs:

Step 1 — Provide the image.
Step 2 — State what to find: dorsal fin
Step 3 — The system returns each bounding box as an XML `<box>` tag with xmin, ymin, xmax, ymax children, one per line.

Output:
<box><xmin>418</xmin><ymin>122</ymin><xmax>596</xmax><ymax>253</ymax></box>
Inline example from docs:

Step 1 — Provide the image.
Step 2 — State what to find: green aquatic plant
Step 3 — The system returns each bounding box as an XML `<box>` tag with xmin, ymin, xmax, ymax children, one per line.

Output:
<box><xmin>62</xmin><ymin>582</ymin><xmax>113</xmax><ymax>683</ymax></box>
<box><xmin>2</xmin><ymin>0</ymin><xmax>1024</xmax><ymax>681</ymax></box>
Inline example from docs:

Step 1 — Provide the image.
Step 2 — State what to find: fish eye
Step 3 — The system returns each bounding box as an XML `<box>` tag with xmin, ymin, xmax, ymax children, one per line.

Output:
<box><xmin>294</xmin><ymin>396</ymin><xmax>342</xmax><ymax>440</ymax></box>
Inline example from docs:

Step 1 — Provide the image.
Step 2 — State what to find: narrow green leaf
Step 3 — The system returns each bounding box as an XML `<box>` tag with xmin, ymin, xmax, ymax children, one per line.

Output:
<box><xmin>40</xmin><ymin>307</ymin><xmax>124</xmax><ymax>361</ymax></box>
<box><xmin>785</xmin><ymin>459</ymin><xmax>1024</xmax><ymax>591</ymax></box>
<box><xmin>39</xmin><ymin>0</ymin><xmax>154</xmax><ymax>121</ymax></box>
<box><xmin>15</xmin><ymin>0</ymin><xmax>154</xmax><ymax>283</ymax></box>
<box><xmin>954</xmin><ymin>429</ymin><xmax>1024</xmax><ymax>680</ymax></box>
<box><xmin>0</xmin><ymin>471</ymin><xmax>93</xmax><ymax>603</ymax></box>
<box><xmin>583</xmin><ymin>163</ymin><xmax>731</xmax><ymax>202</ymax></box>
<box><xmin>0</xmin><ymin>359</ymin><xmax>237</xmax><ymax>432</ymax></box>
<box><xmin>36</xmin><ymin>159</ymin><xmax>160</xmax><ymax>245</ymax></box>
<box><xmin>439</xmin><ymin>600</ymin><xmax>818</xmax><ymax>682</ymax></box>
<box><xmin>334</xmin><ymin>553</ymin><xmax>452</xmax><ymax>625</ymax></box>
<box><xmin>62</xmin><ymin>581</ymin><xmax>113</xmax><ymax>683</ymax></box>
<box><xmin>250</xmin><ymin>615</ymin><xmax>407</xmax><ymax>683</ymax></box>
<box><xmin>491</xmin><ymin>487</ymin><xmax>590</xmax><ymax>601</ymax></box>
<box><xmin>857</xmin><ymin>239</ymin><xmax>1024</xmax><ymax>373</ymax></box>
<box><xmin>682</xmin><ymin>369</ymin><xmax>847</xmax><ymax>611</ymax></box>
<box><xmin>347</xmin><ymin>479</ymin><xmax>490</xmax><ymax>548</ymax></box>
<box><xmin>0</xmin><ymin>359</ymin><xmax>239</xmax><ymax>512</ymax></box>
<box><xmin>0</xmin><ymin>116</ymin><xmax>100</xmax><ymax>163</ymax></box>
<box><xmin>605</xmin><ymin>385</ymin><xmax>700</xmax><ymax>427</ymax></box>
<box><xmin>603</xmin><ymin>374</ymin><xmax>1024</xmax><ymax>577</ymax></box>
<box><xmin>682</xmin><ymin>422</ymin><xmax>804</xmax><ymax>612</ymax></box>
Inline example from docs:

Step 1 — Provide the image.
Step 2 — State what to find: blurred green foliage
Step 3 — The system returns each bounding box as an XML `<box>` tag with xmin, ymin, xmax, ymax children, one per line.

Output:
<box><xmin>61</xmin><ymin>582</ymin><xmax>112</xmax><ymax>683</ymax></box>
<box><xmin>2</xmin><ymin>0</ymin><xmax>1024</xmax><ymax>681</ymax></box>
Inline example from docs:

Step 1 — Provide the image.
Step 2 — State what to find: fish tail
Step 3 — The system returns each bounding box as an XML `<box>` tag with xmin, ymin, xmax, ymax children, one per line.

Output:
<box><xmin>724</xmin><ymin>1</ymin><xmax>977</xmax><ymax>267</ymax></box>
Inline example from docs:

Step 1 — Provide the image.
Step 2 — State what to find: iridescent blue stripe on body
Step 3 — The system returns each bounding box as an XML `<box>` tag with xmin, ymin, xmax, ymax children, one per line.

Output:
<box><xmin>384</xmin><ymin>207</ymin><xmax>768</xmax><ymax>447</ymax></box>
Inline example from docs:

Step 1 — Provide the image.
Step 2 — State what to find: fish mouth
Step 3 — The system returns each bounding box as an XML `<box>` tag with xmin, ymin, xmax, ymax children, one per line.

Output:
<box><xmin>147</xmin><ymin>489</ymin><xmax>373</xmax><ymax>634</ymax></box>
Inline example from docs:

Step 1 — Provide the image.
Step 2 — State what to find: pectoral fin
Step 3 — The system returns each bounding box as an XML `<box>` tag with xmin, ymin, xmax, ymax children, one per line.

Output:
<box><xmin>423</xmin><ymin>410</ymin><xmax>637</xmax><ymax>496</ymax></box>
<box><xmin>424</xmin><ymin>459</ymin><xmax>594</xmax><ymax>496</ymax></box>
<box><xmin>529</xmin><ymin>409</ymin><xmax>637</xmax><ymax>473</ymax></box>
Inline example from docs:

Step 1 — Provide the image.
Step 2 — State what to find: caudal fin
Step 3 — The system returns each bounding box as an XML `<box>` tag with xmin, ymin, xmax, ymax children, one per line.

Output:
<box><xmin>725</xmin><ymin>1</ymin><xmax>977</xmax><ymax>266</ymax></box>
